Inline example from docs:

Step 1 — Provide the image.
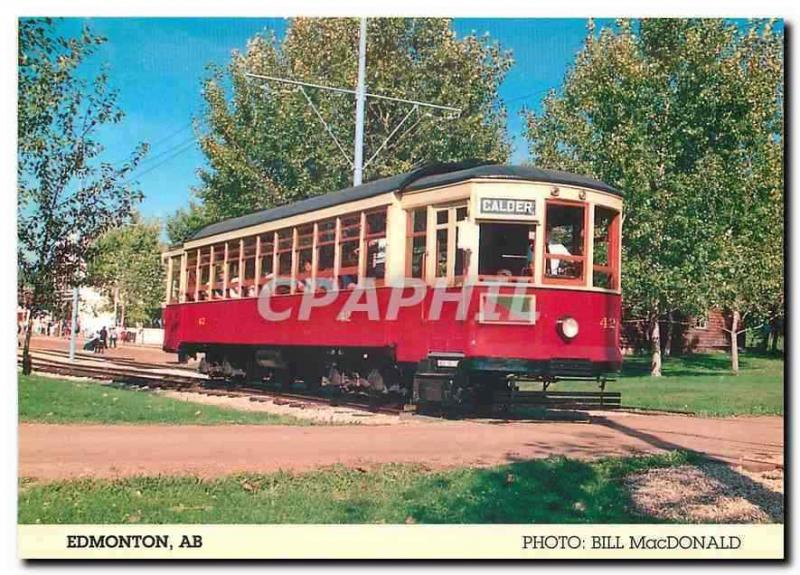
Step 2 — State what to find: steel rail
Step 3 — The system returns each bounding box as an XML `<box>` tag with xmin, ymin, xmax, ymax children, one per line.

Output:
<box><xmin>18</xmin><ymin>355</ymin><xmax>402</xmax><ymax>415</ymax></box>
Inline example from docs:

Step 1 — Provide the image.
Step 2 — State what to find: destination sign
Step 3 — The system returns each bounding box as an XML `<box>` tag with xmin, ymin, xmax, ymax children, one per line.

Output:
<box><xmin>479</xmin><ymin>197</ymin><xmax>536</xmax><ymax>217</ymax></box>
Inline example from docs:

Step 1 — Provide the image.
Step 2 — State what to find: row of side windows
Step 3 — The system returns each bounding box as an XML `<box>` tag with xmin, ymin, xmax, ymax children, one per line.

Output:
<box><xmin>171</xmin><ymin>207</ymin><xmax>387</xmax><ymax>303</ymax></box>
<box><xmin>167</xmin><ymin>200</ymin><xmax>621</xmax><ymax>303</ymax></box>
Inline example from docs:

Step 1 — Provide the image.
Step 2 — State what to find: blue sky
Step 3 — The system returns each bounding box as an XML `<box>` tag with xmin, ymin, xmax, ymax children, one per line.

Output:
<box><xmin>52</xmin><ymin>18</ymin><xmax>609</xmax><ymax>221</ymax></box>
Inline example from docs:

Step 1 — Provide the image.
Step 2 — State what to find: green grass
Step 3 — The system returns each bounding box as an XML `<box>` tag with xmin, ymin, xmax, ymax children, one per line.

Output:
<box><xmin>18</xmin><ymin>374</ymin><xmax>307</xmax><ymax>425</ymax></box>
<box><xmin>612</xmin><ymin>353</ymin><xmax>783</xmax><ymax>416</ymax></box>
<box><xmin>18</xmin><ymin>451</ymin><xmax>692</xmax><ymax>524</ymax></box>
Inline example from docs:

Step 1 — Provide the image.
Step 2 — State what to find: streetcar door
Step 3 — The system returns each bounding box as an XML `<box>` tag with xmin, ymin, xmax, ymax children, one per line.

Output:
<box><xmin>425</xmin><ymin>203</ymin><xmax>470</xmax><ymax>352</ymax></box>
<box><xmin>427</xmin><ymin>204</ymin><xmax>469</xmax><ymax>286</ymax></box>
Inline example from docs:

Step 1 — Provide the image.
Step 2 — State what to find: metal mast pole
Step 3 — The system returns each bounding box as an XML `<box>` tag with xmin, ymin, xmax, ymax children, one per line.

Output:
<box><xmin>68</xmin><ymin>286</ymin><xmax>79</xmax><ymax>361</ymax></box>
<box><xmin>352</xmin><ymin>17</ymin><xmax>368</xmax><ymax>186</ymax></box>
<box><xmin>245</xmin><ymin>17</ymin><xmax>460</xmax><ymax>183</ymax></box>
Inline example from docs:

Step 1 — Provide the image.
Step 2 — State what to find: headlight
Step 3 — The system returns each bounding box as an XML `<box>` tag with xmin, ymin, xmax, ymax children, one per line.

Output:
<box><xmin>558</xmin><ymin>316</ymin><xmax>579</xmax><ymax>339</ymax></box>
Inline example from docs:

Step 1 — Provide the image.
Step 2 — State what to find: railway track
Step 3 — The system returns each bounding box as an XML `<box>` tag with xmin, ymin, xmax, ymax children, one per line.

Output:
<box><xmin>18</xmin><ymin>352</ymin><xmax>404</xmax><ymax>415</ymax></box>
<box><xmin>28</xmin><ymin>347</ymin><xmax>197</xmax><ymax>373</ymax></box>
<box><xmin>18</xmin><ymin>349</ymin><xmax>697</xmax><ymax>418</ymax></box>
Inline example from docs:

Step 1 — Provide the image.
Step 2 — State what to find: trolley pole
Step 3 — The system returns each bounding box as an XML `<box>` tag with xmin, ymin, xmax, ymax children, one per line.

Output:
<box><xmin>352</xmin><ymin>17</ymin><xmax>368</xmax><ymax>186</ymax></box>
<box><xmin>68</xmin><ymin>286</ymin><xmax>79</xmax><ymax>361</ymax></box>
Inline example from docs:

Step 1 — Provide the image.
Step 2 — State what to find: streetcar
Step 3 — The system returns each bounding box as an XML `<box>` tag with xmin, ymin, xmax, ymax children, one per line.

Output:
<box><xmin>161</xmin><ymin>162</ymin><xmax>623</xmax><ymax>409</ymax></box>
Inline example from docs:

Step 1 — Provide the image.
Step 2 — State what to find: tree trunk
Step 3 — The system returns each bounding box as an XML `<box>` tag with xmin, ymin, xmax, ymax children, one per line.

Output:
<box><xmin>770</xmin><ymin>318</ymin><xmax>780</xmax><ymax>354</ymax></box>
<box><xmin>21</xmin><ymin>307</ymin><xmax>35</xmax><ymax>375</ymax></box>
<box><xmin>113</xmin><ymin>285</ymin><xmax>119</xmax><ymax>325</ymax></box>
<box><xmin>730</xmin><ymin>310</ymin><xmax>740</xmax><ymax>375</ymax></box>
<box><xmin>650</xmin><ymin>319</ymin><xmax>662</xmax><ymax>377</ymax></box>
<box><xmin>120</xmin><ymin>299</ymin><xmax>126</xmax><ymax>330</ymax></box>
<box><xmin>664</xmin><ymin>312</ymin><xmax>673</xmax><ymax>357</ymax></box>
<box><xmin>759</xmin><ymin>321</ymin><xmax>770</xmax><ymax>352</ymax></box>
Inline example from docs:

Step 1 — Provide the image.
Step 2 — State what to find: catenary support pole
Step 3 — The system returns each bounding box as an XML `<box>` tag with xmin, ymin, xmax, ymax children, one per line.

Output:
<box><xmin>68</xmin><ymin>286</ymin><xmax>79</xmax><ymax>361</ymax></box>
<box><xmin>352</xmin><ymin>17</ymin><xmax>368</xmax><ymax>186</ymax></box>
<box><xmin>244</xmin><ymin>16</ymin><xmax>460</xmax><ymax>182</ymax></box>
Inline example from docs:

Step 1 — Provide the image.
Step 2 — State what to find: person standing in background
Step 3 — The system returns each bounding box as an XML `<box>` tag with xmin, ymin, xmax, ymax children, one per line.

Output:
<box><xmin>99</xmin><ymin>326</ymin><xmax>108</xmax><ymax>354</ymax></box>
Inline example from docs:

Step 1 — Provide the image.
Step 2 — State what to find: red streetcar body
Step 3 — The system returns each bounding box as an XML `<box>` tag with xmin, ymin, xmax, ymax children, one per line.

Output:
<box><xmin>161</xmin><ymin>163</ymin><xmax>624</xmax><ymax>403</ymax></box>
<box><xmin>163</xmin><ymin>286</ymin><xmax>621</xmax><ymax>367</ymax></box>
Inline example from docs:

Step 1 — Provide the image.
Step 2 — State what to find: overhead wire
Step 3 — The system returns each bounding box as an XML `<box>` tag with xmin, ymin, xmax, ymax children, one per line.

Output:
<box><xmin>145</xmin><ymin>121</ymin><xmax>194</xmax><ymax>150</ymax></box>
<box><xmin>124</xmin><ymin>138</ymin><xmax>198</xmax><ymax>183</ymax></box>
<box><xmin>504</xmin><ymin>87</ymin><xmax>556</xmax><ymax>106</ymax></box>
<box><xmin>124</xmin><ymin>88</ymin><xmax>551</xmax><ymax>185</ymax></box>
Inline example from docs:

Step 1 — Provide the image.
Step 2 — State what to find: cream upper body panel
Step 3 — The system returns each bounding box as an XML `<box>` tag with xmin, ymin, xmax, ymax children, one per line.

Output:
<box><xmin>182</xmin><ymin>192</ymin><xmax>399</xmax><ymax>251</ymax></box>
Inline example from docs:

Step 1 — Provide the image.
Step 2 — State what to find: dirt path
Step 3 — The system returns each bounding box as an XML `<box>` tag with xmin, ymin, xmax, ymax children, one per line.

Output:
<box><xmin>19</xmin><ymin>412</ymin><xmax>782</xmax><ymax>480</ymax></box>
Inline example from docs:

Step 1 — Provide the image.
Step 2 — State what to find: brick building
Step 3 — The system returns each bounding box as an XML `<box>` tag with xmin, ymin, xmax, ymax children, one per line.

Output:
<box><xmin>682</xmin><ymin>309</ymin><xmax>729</xmax><ymax>352</ymax></box>
<box><xmin>621</xmin><ymin>308</ymin><xmax>730</xmax><ymax>355</ymax></box>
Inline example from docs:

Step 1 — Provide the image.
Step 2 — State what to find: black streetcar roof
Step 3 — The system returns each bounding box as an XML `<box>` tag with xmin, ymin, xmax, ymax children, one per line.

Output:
<box><xmin>189</xmin><ymin>163</ymin><xmax>621</xmax><ymax>242</ymax></box>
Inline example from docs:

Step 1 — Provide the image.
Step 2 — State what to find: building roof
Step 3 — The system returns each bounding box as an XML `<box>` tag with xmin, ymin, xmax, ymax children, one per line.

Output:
<box><xmin>189</xmin><ymin>163</ymin><xmax>621</xmax><ymax>242</ymax></box>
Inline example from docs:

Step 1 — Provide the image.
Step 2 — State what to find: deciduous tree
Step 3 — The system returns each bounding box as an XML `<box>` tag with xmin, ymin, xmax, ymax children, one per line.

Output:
<box><xmin>525</xmin><ymin>19</ymin><xmax>783</xmax><ymax>375</ymax></box>
<box><xmin>703</xmin><ymin>22</ymin><xmax>784</xmax><ymax>372</ymax></box>
<box><xmin>165</xmin><ymin>202</ymin><xmax>212</xmax><ymax>245</ymax></box>
<box><xmin>18</xmin><ymin>18</ymin><xmax>147</xmax><ymax>373</ymax></box>
<box><xmin>86</xmin><ymin>218</ymin><xmax>166</xmax><ymax>327</ymax></box>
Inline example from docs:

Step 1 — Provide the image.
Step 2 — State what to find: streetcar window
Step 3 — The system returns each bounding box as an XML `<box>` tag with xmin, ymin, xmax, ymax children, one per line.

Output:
<box><xmin>317</xmin><ymin>219</ymin><xmax>336</xmax><ymax>279</ymax></box>
<box><xmin>454</xmin><ymin>207</ymin><xmax>468</xmax><ymax>279</ymax></box>
<box><xmin>428</xmin><ymin>204</ymin><xmax>469</xmax><ymax>283</ymax></box>
<box><xmin>435</xmin><ymin>229</ymin><xmax>448</xmax><ymax>278</ymax></box>
<box><xmin>544</xmin><ymin>202</ymin><xmax>586</xmax><ymax>283</ymax></box>
<box><xmin>338</xmin><ymin>213</ymin><xmax>361</xmax><ymax>289</ymax></box>
<box><xmin>198</xmin><ymin>247</ymin><xmax>211</xmax><ymax>300</ymax></box>
<box><xmin>242</xmin><ymin>237</ymin><xmax>257</xmax><ymax>297</ymax></box>
<box><xmin>276</xmin><ymin>229</ymin><xmax>293</xmax><ymax>276</ymax></box>
<box><xmin>478</xmin><ymin>223</ymin><xmax>535</xmax><ymax>279</ymax></box>
<box><xmin>199</xmin><ymin>248</ymin><xmax>209</xmax><ymax>283</ymax></box>
<box><xmin>434</xmin><ymin>209</ymin><xmax>449</xmax><ymax>278</ymax></box>
<box><xmin>273</xmin><ymin>229</ymin><xmax>293</xmax><ymax>295</ymax></box>
<box><xmin>211</xmin><ymin>243</ymin><xmax>225</xmax><ymax>299</ymax></box>
<box><xmin>259</xmin><ymin>232</ymin><xmax>275</xmax><ymax>291</ymax></box>
<box><xmin>364</xmin><ymin>209</ymin><xmax>387</xmax><ymax>282</ymax></box>
<box><xmin>168</xmin><ymin>256</ymin><xmax>181</xmax><ymax>304</ymax></box>
<box><xmin>226</xmin><ymin>240</ymin><xmax>241</xmax><ymax>298</ymax></box>
<box><xmin>185</xmin><ymin>250</ymin><xmax>197</xmax><ymax>302</ymax></box>
<box><xmin>406</xmin><ymin>208</ymin><xmax>427</xmax><ymax>279</ymax></box>
<box><xmin>593</xmin><ymin>207</ymin><xmax>620</xmax><ymax>289</ymax></box>
<box><xmin>295</xmin><ymin>224</ymin><xmax>314</xmax><ymax>292</ymax></box>
<box><xmin>227</xmin><ymin>260</ymin><xmax>239</xmax><ymax>280</ymax></box>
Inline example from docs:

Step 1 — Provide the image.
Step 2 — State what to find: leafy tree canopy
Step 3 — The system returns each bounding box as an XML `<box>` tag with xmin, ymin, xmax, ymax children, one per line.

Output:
<box><xmin>525</xmin><ymin>18</ymin><xmax>783</xmax><ymax>373</ymax></box>
<box><xmin>18</xmin><ymin>18</ymin><xmax>148</xmax><ymax>307</ymax></box>
<box><xmin>165</xmin><ymin>201</ymin><xmax>213</xmax><ymax>246</ymax></box>
<box><xmin>86</xmin><ymin>216</ymin><xmax>166</xmax><ymax>326</ymax></box>
<box><xmin>167</xmin><ymin>17</ymin><xmax>513</xmax><ymax>243</ymax></box>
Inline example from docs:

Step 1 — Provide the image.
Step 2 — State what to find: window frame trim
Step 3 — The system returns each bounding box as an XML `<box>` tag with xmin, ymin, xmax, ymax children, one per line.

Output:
<box><xmin>591</xmin><ymin>205</ymin><xmax>621</xmax><ymax>291</ymax></box>
<box><xmin>541</xmin><ymin>198</ymin><xmax>590</xmax><ymax>287</ymax></box>
<box><xmin>476</xmin><ymin>220</ymin><xmax>538</xmax><ymax>284</ymax></box>
<box><xmin>405</xmin><ymin>206</ymin><xmax>428</xmax><ymax>280</ymax></box>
